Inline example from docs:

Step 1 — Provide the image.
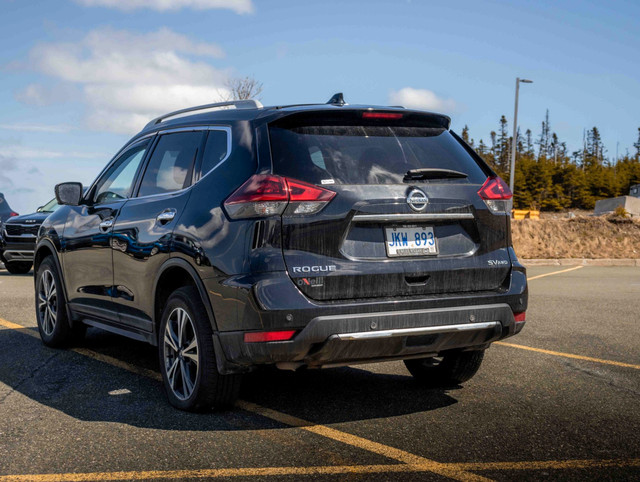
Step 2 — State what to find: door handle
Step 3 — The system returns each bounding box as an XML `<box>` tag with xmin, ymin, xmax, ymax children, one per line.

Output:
<box><xmin>156</xmin><ymin>210</ymin><xmax>176</xmax><ymax>224</ymax></box>
<box><xmin>99</xmin><ymin>219</ymin><xmax>114</xmax><ymax>231</ymax></box>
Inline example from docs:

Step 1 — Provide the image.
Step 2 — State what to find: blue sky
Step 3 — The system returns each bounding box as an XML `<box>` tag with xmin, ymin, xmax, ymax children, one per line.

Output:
<box><xmin>1</xmin><ymin>0</ymin><xmax>638</xmax><ymax>213</ymax></box>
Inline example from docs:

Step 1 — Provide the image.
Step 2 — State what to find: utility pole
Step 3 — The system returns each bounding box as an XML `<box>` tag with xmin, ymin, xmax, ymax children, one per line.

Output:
<box><xmin>509</xmin><ymin>77</ymin><xmax>533</xmax><ymax>208</ymax></box>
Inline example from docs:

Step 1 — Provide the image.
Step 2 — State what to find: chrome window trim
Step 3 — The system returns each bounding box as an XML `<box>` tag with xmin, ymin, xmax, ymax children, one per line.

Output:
<box><xmin>131</xmin><ymin>126</ymin><xmax>232</xmax><ymax>201</ymax></box>
<box><xmin>86</xmin><ymin>125</ymin><xmax>232</xmax><ymax>204</ymax></box>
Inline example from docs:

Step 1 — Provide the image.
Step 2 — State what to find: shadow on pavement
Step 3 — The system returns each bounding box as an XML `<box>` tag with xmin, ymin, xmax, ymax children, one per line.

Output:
<box><xmin>0</xmin><ymin>326</ymin><xmax>459</xmax><ymax>431</ymax></box>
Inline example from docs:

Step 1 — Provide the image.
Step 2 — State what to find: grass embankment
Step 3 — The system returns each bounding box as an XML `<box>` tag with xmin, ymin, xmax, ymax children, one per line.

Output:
<box><xmin>512</xmin><ymin>215</ymin><xmax>640</xmax><ymax>259</ymax></box>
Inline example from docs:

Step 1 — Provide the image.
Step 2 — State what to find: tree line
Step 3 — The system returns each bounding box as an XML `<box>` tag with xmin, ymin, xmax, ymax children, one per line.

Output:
<box><xmin>460</xmin><ymin>112</ymin><xmax>640</xmax><ymax>210</ymax></box>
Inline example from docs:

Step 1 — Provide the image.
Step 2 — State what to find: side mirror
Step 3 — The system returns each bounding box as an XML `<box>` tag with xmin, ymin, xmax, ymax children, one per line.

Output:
<box><xmin>55</xmin><ymin>182</ymin><xmax>83</xmax><ymax>206</ymax></box>
<box><xmin>36</xmin><ymin>206</ymin><xmax>43</xmax><ymax>213</ymax></box>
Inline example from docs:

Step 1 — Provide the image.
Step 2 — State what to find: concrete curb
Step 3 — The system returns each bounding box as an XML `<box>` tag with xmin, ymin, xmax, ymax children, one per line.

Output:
<box><xmin>523</xmin><ymin>258</ymin><xmax>640</xmax><ymax>267</ymax></box>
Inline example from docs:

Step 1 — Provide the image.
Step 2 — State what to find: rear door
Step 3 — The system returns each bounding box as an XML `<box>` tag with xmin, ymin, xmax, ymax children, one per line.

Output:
<box><xmin>110</xmin><ymin>129</ymin><xmax>206</xmax><ymax>331</ymax></box>
<box><xmin>268</xmin><ymin>111</ymin><xmax>512</xmax><ymax>301</ymax></box>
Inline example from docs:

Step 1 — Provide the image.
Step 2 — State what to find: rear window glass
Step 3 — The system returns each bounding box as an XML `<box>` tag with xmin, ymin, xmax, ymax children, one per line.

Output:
<box><xmin>269</xmin><ymin>125</ymin><xmax>487</xmax><ymax>185</ymax></box>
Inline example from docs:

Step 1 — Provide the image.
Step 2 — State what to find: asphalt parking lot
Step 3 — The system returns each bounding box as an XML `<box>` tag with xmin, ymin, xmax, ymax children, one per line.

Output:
<box><xmin>0</xmin><ymin>266</ymin><xmax>639</xmax><ymax>481</ymax></box>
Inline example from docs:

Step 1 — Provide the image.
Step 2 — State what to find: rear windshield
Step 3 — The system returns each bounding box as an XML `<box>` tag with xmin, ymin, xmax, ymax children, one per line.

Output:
<box><xmin>269</xmin><ymin>125</ymin><xmax>487</xmax><ymax>185</ymax></box>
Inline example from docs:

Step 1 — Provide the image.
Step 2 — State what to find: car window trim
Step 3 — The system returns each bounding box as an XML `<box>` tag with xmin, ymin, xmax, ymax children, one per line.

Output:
<box><xmin>193</xmin><ymin>127</ymin><xmax>233</xmax><ymax>183</ymax></box>
<box><xmin>132</xmin><ymin>130</ymin><xmax>204</xmax><ymax>199</ymax></box>
<box><xmin>91</xmin><ymin>138</ymin><xmax>154</xmax><ymax>206</ymax></box>
<box><xmin>130</xmin><ymin>126</ymin><xmax>232</xmax><ymax>201</ymax></box>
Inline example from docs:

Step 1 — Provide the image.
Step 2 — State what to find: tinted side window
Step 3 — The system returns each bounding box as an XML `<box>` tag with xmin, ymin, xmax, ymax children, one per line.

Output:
<box><xmin>94</xmin><ymin>141</ymin><xmax>149</xmax><ymax>204</ymax></box>
<box><xmin>138</xmin><ymin>132</ymin><xmax>203</xmax><ymax>197</ymax></box>
<box><xmin>199</xmin><ymin>129</ymin><xmax>229</xmax><ymax>178</ymax></box>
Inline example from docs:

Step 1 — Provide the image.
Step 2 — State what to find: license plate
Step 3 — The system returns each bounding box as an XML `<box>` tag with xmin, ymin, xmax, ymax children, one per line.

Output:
<box><xmin>385</xmin><ymin>226</ymin><xmax>438</xmax><ymax>257</ymax></box>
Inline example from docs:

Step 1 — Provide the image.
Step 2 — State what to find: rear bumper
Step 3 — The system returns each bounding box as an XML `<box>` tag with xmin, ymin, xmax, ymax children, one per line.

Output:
<box><xmin>215</xmin><ymin>303</ymin><xmax>525</xmax><ymax>372</ymax></box>
<box><xmin>210</xmin><ymin>262</ymin><xmax>527</xmax><ymax>374</ymax></box>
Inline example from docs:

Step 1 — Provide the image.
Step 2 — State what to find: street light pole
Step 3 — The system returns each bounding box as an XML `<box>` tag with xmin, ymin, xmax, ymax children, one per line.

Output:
<box><xmin>509</xmin><ymin>77</ymin><xmax>533</xmax><ymax>205</ymax></box>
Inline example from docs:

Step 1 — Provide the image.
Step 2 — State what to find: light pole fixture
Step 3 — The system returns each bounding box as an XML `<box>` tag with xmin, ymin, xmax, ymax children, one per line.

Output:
<box><xmin>509</xmin><ymin>77</ymin><xmax>533</xmax><ymax>205</ymax></box>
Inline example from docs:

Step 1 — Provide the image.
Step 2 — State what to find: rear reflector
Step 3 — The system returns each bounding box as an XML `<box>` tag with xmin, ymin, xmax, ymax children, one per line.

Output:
<box><xmin>362</xmin><ymin>112</ymin><xmax>404</xmax><ymax>120</ymax></box>
<box><xmin>513</xmin><ymin>312</ymin><xmax>526</xmax><ymax>322</ymax></box>
<box><xmin>478</xmin><ymin>176</ymin><xmax>512</xmax><ymax>214</ymax></box>
<box><xmin>244</xmin><ymin>330</ymin><xmax>296</xmax><ymax>343</ymax></box>
<box><xmin>224</xmin><ymin>174</ymin><xmax>335</xmax><ymax>219</ymax></box>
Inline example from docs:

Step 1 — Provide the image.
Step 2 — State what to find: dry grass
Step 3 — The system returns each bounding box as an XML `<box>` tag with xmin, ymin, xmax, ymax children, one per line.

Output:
<box><xmin>512</xmin><ymin>215</ymin><xmax>640</xmax><ymax>259</ymax></box>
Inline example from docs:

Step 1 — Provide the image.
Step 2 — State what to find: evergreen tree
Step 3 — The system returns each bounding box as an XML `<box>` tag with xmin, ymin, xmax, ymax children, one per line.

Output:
<box><xmin>461</xmin><ymin>125</ymin><xmax>470</xmax><ymax>144</ymax></box>
<box><xmin>459</xmin><ymin>114</ymin><xmax>639</xmax><ymax>210</ymax></box>
<box><xmin>536</xmin><ymin>110</ymin><xmax>551</xmax><ymax>160</ymax></box>
<box><xmin>497</xmin><ymin>115</ymin><xmax>510</xmax><ymax>174</ymax></box>
<box><xmin>525</xmin><ymin>129</ymin><xmax>534</xmax><ymax>157</ymax></box>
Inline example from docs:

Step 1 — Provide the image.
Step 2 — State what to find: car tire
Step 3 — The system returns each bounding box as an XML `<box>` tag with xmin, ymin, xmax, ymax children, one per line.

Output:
<box><xmin>404</xmin><ymin>349</ymin><xmax>485</xmax><ymax>386</ymax></box>
<box><xmin>6</xmin><ymin>262</ymin><xmax>33</xmax><ymax>275</ymax></box>
<box><xmin>158</xmin><ymin>286</ymin><xmax>242</xmax><ymax>411</ymax></box>
<box><xmin>35</xmin><ymin>257</ymin><xmax>83</xmax><ymax>347</ymax></box>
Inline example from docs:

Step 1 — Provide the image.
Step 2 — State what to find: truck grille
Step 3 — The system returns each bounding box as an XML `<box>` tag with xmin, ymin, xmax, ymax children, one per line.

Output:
<box><xmin>4</xmin><ymin>224</ymin><xmax>39</xmax><ymax>237</ymax></box>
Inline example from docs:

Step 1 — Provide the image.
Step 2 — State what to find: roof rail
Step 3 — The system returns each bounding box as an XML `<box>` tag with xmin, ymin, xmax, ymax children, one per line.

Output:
<box><xmin>144</xmin><ymin>99</ymin><xmax>263</xmax><ymax>129</ymax></box>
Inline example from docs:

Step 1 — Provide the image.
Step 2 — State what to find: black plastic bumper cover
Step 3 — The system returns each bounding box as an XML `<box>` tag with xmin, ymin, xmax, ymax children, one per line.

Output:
<box><xmin>215</xmin><ymin>303</ymin><xmax>521</xmax><ymax>372</ymax></box>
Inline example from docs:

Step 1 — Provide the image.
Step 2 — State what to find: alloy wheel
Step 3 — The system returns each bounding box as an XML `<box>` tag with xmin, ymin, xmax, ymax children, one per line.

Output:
<box><xmin>38</xmin><ymin>270</ymin><xmax>57</xmax><ymax>336</ymax></box>
<box><xmin>163</xmin><ymin>307</ymin><xmax>199</xmax><ymax>400</ymax></box>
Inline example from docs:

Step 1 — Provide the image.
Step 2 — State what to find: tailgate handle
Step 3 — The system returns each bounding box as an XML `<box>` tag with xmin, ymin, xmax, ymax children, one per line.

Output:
<box><xmin>405</xmin><ymin>274</ymin><xmax>430</xmax><ymax>286</ymax></box>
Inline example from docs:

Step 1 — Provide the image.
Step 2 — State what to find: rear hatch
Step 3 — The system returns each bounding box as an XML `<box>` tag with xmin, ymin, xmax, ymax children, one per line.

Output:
<box><xmin>268</xmin><ymin>109</ymin><xmax>512</xmax><ymax>301</ymax></box>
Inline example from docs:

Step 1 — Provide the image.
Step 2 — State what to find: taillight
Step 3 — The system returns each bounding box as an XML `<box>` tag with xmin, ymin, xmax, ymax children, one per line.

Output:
<box><xmin>224</xmin><ymin>174</ymin><xmax>336</xmax><ymax>219</ymax></box>
<box><xmin>286</xmin><ymin>178</ymin><xmax>336</xmax><ymax>214</ymax></box>
<box><xmin>244</xmin><ymin>330</ymin><xmax>296</xmax><ymax>343</ymax></box>
<box><xmin>362</xmin><ymin>112</ymin><xmax>403</xmax><ymax>120</ymax></box>
<box><xmin>478</xmin><ymin>176</ymin><xmax>512</xmax><ymax>214</ymax></box>
<box><xmin>513</xmin><ymin>312</ymin><xmax>526</xmax><ymax>323</ymax></box>
<box><xmin>9</xmin><ymin>212</ymin><xmax>18</xmax><ymax>217</ymax></box>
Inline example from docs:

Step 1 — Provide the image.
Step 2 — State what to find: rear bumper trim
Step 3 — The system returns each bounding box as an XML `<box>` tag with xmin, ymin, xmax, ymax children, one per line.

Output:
<box><xmin>333</xmin><ymin>321</ymin><xmax>500</xmax><ymax>341</ymax></box>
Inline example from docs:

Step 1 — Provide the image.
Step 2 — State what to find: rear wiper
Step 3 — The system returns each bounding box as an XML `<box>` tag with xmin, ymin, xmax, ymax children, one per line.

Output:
<box><xmin>403</xmin><ymin>168</ymin><xmax>468</xmax><ymax>181</ymax></box>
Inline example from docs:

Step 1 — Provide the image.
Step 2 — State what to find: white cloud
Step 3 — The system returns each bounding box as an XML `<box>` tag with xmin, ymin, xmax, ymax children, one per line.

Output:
<box><xmin>14</xmin><ymin>83</ymin><xmax>81</xmax><ymax>106</ymax></box>
<box><xmin>0</xmin><ymin>123</ymin><xmax>76</xmax><ymax>133</ymax></box>
<box><xmin>388</xmin><ymin>87</ymin><xmax>456</xmax><ymax>113</ymax></box>
<box><xmin>74</xmin><ymin>0</ymin><xmax>254</xmax><ymax>14</ymax></box>
<box><xmin>20</xmin><ymin>27</ymin><xmax>232</xmax><ymax>134</ymax></box>
<box><xmin>2</xmin><ymin>145</ymin><xmax>106</xmax><ymax>161</ymax></box>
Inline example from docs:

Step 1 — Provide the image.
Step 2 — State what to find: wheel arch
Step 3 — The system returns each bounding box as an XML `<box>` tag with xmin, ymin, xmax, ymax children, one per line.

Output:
<box><xmin>153</xmin><ymin>258</ymin><xmax>218</xmax><ymax>337</ymax></box>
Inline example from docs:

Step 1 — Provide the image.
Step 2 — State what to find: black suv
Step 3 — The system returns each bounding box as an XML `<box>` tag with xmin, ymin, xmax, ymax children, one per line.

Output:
<box><xmin>1</xmin><ymin>198</ymin><xmax>58</xmax><ymax>274</ymax></box>
<box><xmin>35</xmin><ymin>96</ymin><xmax>527</xmax><ymax>411</ymax></box>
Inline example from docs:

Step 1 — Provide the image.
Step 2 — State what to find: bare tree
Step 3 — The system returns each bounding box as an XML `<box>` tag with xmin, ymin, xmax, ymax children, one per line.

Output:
<box><xmin>225</xmin><ymin>76</ymin><xmax>263</xmax><ymax>101</ymax></box>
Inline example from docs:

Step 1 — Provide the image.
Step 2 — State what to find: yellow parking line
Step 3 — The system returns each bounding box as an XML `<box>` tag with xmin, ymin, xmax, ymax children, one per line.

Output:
<box><xmin>236</xmin><ymin>401</ymin><xmax>487</xmax><ymax>481</ymax></box>
<box><xmin>0</xmin><ymin>317</ymin><xmax>487</xmax><ymax>482</ymax></box>
<box><xmin>0</xmin><ymin>317</ymin><xmax>30</xmax><ymax>331</ymax></box>
<box><xmin>1</xmin><ymin>459</ymin><xmax>639</xmax><ymax>482</ymax></box>
<box><xmin>495</xmin><ymin>342</ymin><xmax>640</xmax><ymax>370</ymax></box>
<box><xmin>4</xmin><ymin>317</ymin><xmax>639</xmax><ymax>480</ymax></box>
<box><xmin>0</xmin><ymin>464</ymin><xmax>420</xmax><ymax>482</ymax></box>
<box><xmin>458</xmin><ymin>458</ymin><xmax>640</xmax><ymax>471</ymax></box>
<box><xmin>528</xmin><ymin>265</ymin><xmax>583</xmax><ymax>281</ymax></box>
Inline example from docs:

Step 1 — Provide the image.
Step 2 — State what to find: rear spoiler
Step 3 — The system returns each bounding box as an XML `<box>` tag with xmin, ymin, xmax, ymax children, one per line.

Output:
<box><xmin>267</xmin><ymin>108</ymin><xmax>451</xmax><ymax>130</ymax></box>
